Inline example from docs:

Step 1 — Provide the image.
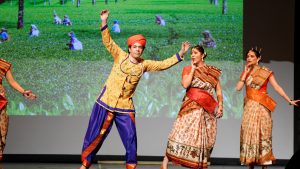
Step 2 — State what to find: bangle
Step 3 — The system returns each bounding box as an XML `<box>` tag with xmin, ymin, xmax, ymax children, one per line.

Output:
<box><xmin>239</xmin><ymin>79</ymin><xmax>245</xmax><ymax>83</ymax></box>
<box><xmin>22</xmin><ymin>90</ymin><xmax>32</xmax><ymax>96</ymax></box>
<box><xmin>289</xmin><ymin>100</ymin><xmax>293</xmax><ymax>105</ymax></box>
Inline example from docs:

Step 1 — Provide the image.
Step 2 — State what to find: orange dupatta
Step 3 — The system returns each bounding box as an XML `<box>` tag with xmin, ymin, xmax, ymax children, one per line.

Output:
<box><xmin>246</xmin><ymin>87</ymin><xmax>276</xmax><ymax>112</ymax></box>
<box><xmin>245</xmin><ymin>66</ymin><xmax>277</xmax><ymax>112</ymax></box>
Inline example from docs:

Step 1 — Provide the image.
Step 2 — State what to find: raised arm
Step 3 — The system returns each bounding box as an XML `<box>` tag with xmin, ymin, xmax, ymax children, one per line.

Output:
<box><xmin>144</xmin><ymin>41</ymin><xmax>190</xmax><ymax>72</ymax></box>
<box><xmin>100</xmin><ymin>9</ymin><xmax>126</xmax><ymax>60</ymax></box>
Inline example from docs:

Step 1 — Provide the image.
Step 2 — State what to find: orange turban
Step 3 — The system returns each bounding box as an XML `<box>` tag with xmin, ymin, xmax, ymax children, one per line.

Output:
<box><xmin>127</xmin><ymin>34</ymin><xmax>146</xmax><ymax>47</ymax></box>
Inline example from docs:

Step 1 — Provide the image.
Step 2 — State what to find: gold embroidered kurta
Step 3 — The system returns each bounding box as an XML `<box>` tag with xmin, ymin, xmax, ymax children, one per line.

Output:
<box><xmin>97</xmin><ymin>25</ymin><xmax>183</xmax><ymax>113</ymax></box>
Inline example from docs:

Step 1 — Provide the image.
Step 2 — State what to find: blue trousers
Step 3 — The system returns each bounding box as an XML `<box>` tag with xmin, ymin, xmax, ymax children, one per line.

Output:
<box><xmin>81</xmin><ymin>103</ymin><xmax>137</xmax><ymax>168</ymax></box>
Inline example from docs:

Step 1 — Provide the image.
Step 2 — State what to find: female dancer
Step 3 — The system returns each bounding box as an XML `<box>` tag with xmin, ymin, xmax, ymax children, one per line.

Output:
<box><xmin>236</xmin><ymin>47</ymin><xmax>299</xmax><ymax>169</ymax></box>
<box><xmin>161</xmin><ymin>45</ymin><xmax>223</xmax><ymax>169</ymax></box>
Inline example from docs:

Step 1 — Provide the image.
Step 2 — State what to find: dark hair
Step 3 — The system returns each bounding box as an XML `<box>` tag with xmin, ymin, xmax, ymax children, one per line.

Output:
<box><xmin>192</xmin><ymin>45</ymin><xmax>207</xmax><ymax>59</ymax></box>
<box><xmin>249</xmin><ymin>47</ymin><xmax>262</xmax><ymax>58</ymax></box>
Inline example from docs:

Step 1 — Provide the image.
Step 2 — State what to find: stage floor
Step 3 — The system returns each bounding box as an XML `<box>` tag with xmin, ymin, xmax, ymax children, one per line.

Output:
<box><xmin>0</xmin><ymin>163</ymin><xmax>285</xmax><ymax>169</ymax></box>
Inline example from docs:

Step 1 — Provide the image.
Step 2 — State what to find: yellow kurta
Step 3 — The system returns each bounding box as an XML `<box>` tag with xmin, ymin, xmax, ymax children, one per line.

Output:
<box><xmin>97</xmin><ymin>25</ymin><xmax>183</xmax><ymax>113</ymax></box>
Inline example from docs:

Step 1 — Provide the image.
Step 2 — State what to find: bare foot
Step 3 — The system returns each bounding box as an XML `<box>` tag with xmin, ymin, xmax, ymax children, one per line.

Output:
<box><xmin>78</xmin><ymin>165</ymin><xmax>87</xmax><ymax>169</ymax></box>
<box><xmin>160</xmin><ymin>156</ymin><xmax>169</xmax><ymax>169</ymax></box>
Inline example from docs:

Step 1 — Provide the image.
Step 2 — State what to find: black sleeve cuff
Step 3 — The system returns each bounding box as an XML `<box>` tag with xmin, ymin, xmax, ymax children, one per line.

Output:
<box><xmin>176</xmin><ymin>53</ymin><xmax>183</xmax><ymax>61</ymax></box>
<box><xmin>101</xmin><ymin>24</ymin><xmax>108</xmax><ymax>31</ymax></box>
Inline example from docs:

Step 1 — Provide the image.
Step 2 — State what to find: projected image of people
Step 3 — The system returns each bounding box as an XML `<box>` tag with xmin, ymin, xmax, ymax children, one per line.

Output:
<box><xmin>62</xmin><ymin>15</ymin><xmax>72</xmax><ymax>26</ymax></box>
<box><xmin>0</xmin><ymin>28</ymin><xmax>9</xmax><ymax>43</ymax></box>
<box><xmin>67</xmin><ymin>31</ymin><xmax>83</xmax><ymax>51</ymax></box>
<box><xmin>29</xmin><ymin>24</ymin><xmax>40</xmax><ymax>38</ymax></box>
<box><xmin>111</xmin><ymin>20</ymin><xmax>121</xmax><ymax>33</ymax></box>
<box><xmin>236</xmin><ymin>47</ymin><xmax>300</xmax><ymax>169</ymax></box>
<box><xmin>0</xmin><ymin>59</ymin><xmax>37</xmax><ymax>161</ymax></box>
<box><xmin>161</xmin><ymin>45</ymin><xmax>223</xmax><ymax>169</ymax></box>
<box><xmin>199</xmin><ymin>30</ymin><xmax>216</xmax><ymax>48</ymax></box>
<box><xmin>53</xmin><ymin>13</ymin><xmax>62</xmax><ymax>25</ymax></box>
<box><xmin>155</xmin><ymin>14</ymin><xmax>166</xmax><ymax>26</ymax></box>
<box><xmin>78</xmin><ymin>9</ymin><xmax>190</xmax><ymax>169</ymax></box>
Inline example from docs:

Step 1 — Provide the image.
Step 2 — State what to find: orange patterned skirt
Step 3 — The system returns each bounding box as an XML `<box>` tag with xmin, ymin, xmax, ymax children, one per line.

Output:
<box><xmin>166</xmin><ymin>99</ymin><xmax>217</xmax><ymax>169</ymax></box>
<box><xmin>240</xmin><ymin>99</ymin><xmax>276</xmax><ymax>165</ymax></box>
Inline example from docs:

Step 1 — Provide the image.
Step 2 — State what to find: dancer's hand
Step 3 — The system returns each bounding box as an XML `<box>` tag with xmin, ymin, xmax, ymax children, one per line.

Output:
<box><xmin>178</xmin><ymin>41</ymin><xmax>190</xmax><ymax>58</ymax></box>
<box><xmin>191</xmin><ymin>60</ymin><xmax>198</xmax><ymax>71</ymax></box>
<box><xmin>100</xmin><ymin>9</ymin><xmax>109</xmax><ymax>25</ymax></box>
<box><xmin>289</xmin><ymin>99</ymin><xmax>300</xmax><ymax>106</ymax></box>
<box><xmin>244</xmin><ymin>63</ymin><xmax>251</xmax><ymax>74</ymax></box>
<box><xmin>216</xmin><ymin>106</ymin><xmax>223</xmax><ymax>118</ymax></box>
<box><xmin>23</xmin><ymin>90</ymin><xmax>37</xmax><ymax>100</ymax></box>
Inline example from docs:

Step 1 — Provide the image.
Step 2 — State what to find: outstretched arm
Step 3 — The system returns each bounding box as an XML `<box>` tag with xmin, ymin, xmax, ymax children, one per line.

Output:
<box><xmin>215</xmin><ymin>81</ymin><xmax>223</xmax><ymax>118</ymax></box>
<box><xmin>6</xmin><ymin>70</ymin><xmax>37</xmax><ymax>100</ymax></box>
<box><xmin>144</xmin><ymin>41</ymin><xmax>190</xmax><ymax>72</ymax></box>
<box><xmin>6</xmin><ymin>70</ymin><xmax>25</xmax><ymax>94</ymax></box>
<box><xmin>100</xmin><ymin>9</ymin><xmax>125</xmax><ymax>60</ymax></box>
<box><xmin>269</xmin><ymin>74</ymin><xmax>299</xmax><ymax>106</ymax></box>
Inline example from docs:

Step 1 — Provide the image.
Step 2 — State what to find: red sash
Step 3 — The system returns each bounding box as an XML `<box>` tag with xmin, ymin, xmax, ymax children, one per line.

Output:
<box><xmin>0</xmin><ymin>95</ymin><xmax>8</xmax><ymax>110</ymax></box>
<box><xmin>186</xmin><ymin>88</ymin><xmax>218</xmax><ymax>113</ymax></box>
